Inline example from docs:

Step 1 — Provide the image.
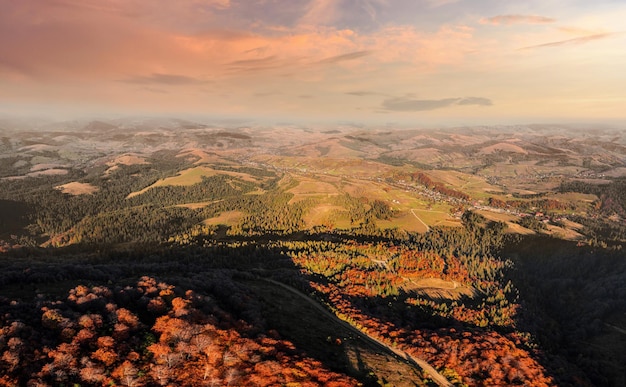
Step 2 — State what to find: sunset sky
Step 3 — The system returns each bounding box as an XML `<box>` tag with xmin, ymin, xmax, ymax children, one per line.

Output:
<box><xmin>1</xmin><ymin>0</ymin><xmax>625</xmax><ymax>125</ymax></box>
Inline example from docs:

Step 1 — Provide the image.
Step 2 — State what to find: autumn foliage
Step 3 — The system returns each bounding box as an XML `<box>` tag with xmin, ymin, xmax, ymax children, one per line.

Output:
<box><xmin>291</xmin><ymin>240</ymin><xmax>554</xmax><ymax>386</ymax></box>
<box><xmin>0</xmin><ymin>276</ymin><xmax>356</xmax><ymax>386</ymax></box>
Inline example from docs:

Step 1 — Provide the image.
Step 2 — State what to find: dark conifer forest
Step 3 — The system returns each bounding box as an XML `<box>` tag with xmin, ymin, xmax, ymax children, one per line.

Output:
<box><xmin>0</xmin><ymin>122</ymin><xmax>625</xmax><ymax>386</ymax></box>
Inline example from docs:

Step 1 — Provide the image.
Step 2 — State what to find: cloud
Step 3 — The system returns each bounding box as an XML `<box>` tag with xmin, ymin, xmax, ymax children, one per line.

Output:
<box><xmin>0</xmin><ymin>0</ymin><xmax>482</xmax><ymax>118</ymax></box>
<box><xmin>318</xmin><ymin>50</ymin><xmax>372</xmax><ymax>64</ymax></box>
<box><xmin>425</xmin><ymin>0</ymin><xmax>460</xmax><ymax>8</ymax></box>
<box><xmin>0</xmin><ymin>1</ymin><xmax>210</xmax><ymax>79</ymax></box>
<box><xmin>0</xmin><ymin>0</ymin><xmax>475</xmax><ymax>82</ymax></box>
<box><xmin>346</xmin><ymin>91</ymin><xmax>386</xmax><ymax>96</ymax></box>
<box><xmin>299</xmin><ymin>0</ymin><xmax>338</xmax><ymax>27</ymax></box>
<box><xmin>519</xmin><ymin>33</ymin><xmax>614</xmax><ymax>49</ymax></box>
<box><xmin>361</xmin><ymin>0</ymin><xmax>384</xmax><ymax>23</ymax></box>
<box><xmin>383</xmin><ymin>97</ymin><xmax>457</xmax><ymax>111</ymax></box>
<box><xmin>362</xmin><ymin>25</ymin><xmax>475</xmax><ymax>68</ymax></box>
<box><xmin>228</xmin><ymin>56</ymin><xmax>278</xmax><ymax>67</ymax></box>
<box><xmin>480</xmin><ymin>14</ymin><xmax>555</xmax><ymax>25</ymax></box>
<box><xmin>119</xmin><ymin>73</ymin><xmax>209</xmax><ymax>85</ymax></box>
<box><xmin>53</xmin><ymin>0</ymin><xmax>231</xmax><ymax>12</ymax></box>
<box><xmin>457</xmin><ymin>97</ymin><xmax>493</xmax><ymax>106</ymax></box>
<box><xmin>142</xmin><ymin>87</ymin><xmax>169</xmax><ymax>94</ymax></box>
<box><xmin>244</xmin><ymin>46</ymin><xmax>270</xmax><ymax>55</ymax></box>
<box><xmin>382</xmin><ymin>96</ymin><xmax>492</xmax><ymax>111</ymax></box>
<box><xmin>40</xmin><ymin>0</ymin><xmax>138</xmax><ymax>16</ymax></box>
<box><xmin>204</xmin><ymin>0</ymin><xmax>231</xmax><ymax>10</ymax></box>
<box><xmin>226</xmin><ymin>55</ymin><xmax>288</xmax><ymax>73</ymax></box>
<box><xmin>557</xmin><ymin>26</ymin><xmax>599</xmax><ymax>35</ymax></box>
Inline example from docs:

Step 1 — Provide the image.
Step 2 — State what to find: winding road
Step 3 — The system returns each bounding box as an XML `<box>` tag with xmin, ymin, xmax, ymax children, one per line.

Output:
<box><xmin>260</xmin><ymin>278</ymin><xmax>453</xmax><ymax>387</ymax></box>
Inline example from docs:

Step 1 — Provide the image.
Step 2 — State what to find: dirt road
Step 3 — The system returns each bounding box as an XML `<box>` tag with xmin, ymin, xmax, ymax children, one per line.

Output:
<box><xmin>261</xmin><ymin>278</ymin><xmax>453</xmax><ymax>387</ymax></box>
<box><xmin>410</xmin><ymin>209</ymin><xmax>431</xmax><ymax>232</ymax></box>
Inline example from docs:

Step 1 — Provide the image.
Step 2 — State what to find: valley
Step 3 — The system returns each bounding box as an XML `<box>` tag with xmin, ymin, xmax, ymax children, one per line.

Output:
<box><xmin>0</xmin><ymin>118</ymin><xmax>625</xmax><ymax>386</ymax></box>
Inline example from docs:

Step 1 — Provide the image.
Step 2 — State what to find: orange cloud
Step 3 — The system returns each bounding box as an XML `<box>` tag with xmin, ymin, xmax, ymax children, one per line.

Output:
<box><xmin>557</xmin><ymin>26</ymin><xmax>602</xmax><ymax>36</ymax></box>
<box><xmin>519</xmin><ymin>33</ymin><xmax>615</xmax><ymax>49</ymax></box>
<box><xmin>0</xmin><ymin>0</ymin><xmax>487</xmax><ymax>120</ymax></box>
<box><xmin>0</xmin><ymin>0</ymin><xmax>478</xmax><ymax>86</ymax></box>
<box><xmin>480</xmin><ymin>14</ymin><xmax>555</xmax><ymax>25</ymax></box>
<box><xmin>363</xmin><ymin>25</ymin><xmax>475</xmax><ymax>69</ymax></box>
<box><xmin>318</xmin><ymin>51</ymin><xmax>372</xmax><ymax>64</ymax></box>
<box><xmin>119</xmin><ymin>73</ymin><xmax>210</xmax><ymax>85</ymax></box>
<box><xmin>382</xmin><ymin>96</ymin><xmax>492</xmax><ymax>111</ymax></box>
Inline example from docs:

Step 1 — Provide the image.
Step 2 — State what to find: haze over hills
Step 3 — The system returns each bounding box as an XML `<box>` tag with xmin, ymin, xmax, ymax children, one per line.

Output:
<box><xmin>0</xmin><ymin>117</ymin><xmax>625</xmax><ymax>386</ymax></box>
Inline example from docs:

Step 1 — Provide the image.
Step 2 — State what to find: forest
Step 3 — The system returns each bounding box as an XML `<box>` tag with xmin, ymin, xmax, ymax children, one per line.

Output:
<box><xmin>0</xmin><ymin>142</ymin><xmax>625</xmax><ymax>386</ymax></box>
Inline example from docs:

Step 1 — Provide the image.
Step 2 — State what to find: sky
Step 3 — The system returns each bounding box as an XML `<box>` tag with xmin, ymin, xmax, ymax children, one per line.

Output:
<box><xmin>0</xmin><ymin>0</ymin><xmax>625</xmax><ymax>126</ymax></box>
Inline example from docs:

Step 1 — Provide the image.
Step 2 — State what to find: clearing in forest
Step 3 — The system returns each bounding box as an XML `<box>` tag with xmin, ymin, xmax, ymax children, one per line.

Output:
<box><xmin>303</xmin><ymin>204</ymin><xmax>352</xmax><ymax>229</ymax></box>
<box><xmin>127</xmin><ymin>166</ymin><xmax>217</xmax><ymax>198</ymax></box>
<box><xmin>55</xmin><ymin>182</ymin><xmax>99</xmax><ymax>195</ymax></box>
<box><xmin>377</xmin><ymin>210</ymin><xmax>429</xmax><ymax>233</ymax></box>
<box><xmin>104</xmin><ymin>154</ymin><xmax>149</xmax><ymax>175</ymax></box>
<box><xmin>126</xmin><ymin>166</ymin><xmax>262</xmax><ymax>198</ymax></box>
<box><xmin>204</xmin><ymin>211</ymin><xmax>244</xmax><ymax>226</ymax></box>
<box><xmin>287</xmin><ymin>177</ymin><xmax>340</xmax><ymax>202</ymax></box>
<box><xmin>402</xmin><ymin>278</ymin><xmax>478</xmax><ymax>301</ymax></box>
<box><xmin>410</xmin><ymin>208</ymin><xmax>460</xmax><ymax>228</ymax></box>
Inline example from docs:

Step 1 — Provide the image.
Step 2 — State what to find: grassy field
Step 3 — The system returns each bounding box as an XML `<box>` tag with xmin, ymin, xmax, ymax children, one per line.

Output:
<box><xmin>287</xmin><ymin>176</ymin><xmax>340</xmax><ymax>203</ymax></box>
<box><xmin>127</xmin><ymin>166</ymin><xmax>217</xmax><ymax>198</ymax></box>
<box><xmin>127</xmin><ymin>166</ymin><xmax>265</xmax><ymax>198</ymax></box>
<box><xmin>474</xmin><ymin>209</ymin><xmax>537</xmax><ymax>235</ymax></box>
<box><xmin>280</xmin><ymin>170</ymin><xmax>468</xmax><ymax>232</ymax></box>
<box><xmin>545</xmin><ymin>224</ymin><xmax>583</xmax><ymax>240</ymax></box>
<box><xmin>428</xmin><ymin>169</ymin><xmax>496</xmax><ymax>193</ymax></box>
<box><xmin>476</xmin><ymin>209</ymin><xmax>583</xmax><ymax>240</ymax></box>
<box><xmin>505</xmin><ymin>222</ymin><xmax>536</xmax><ymax>235</ymax></box>
<box><xmin>204</xmin><ymin>210</ymin><xmax>244</xmax><ymax>226</ymax></box>
<box><xmin>177</xmin><ymin>148</ymin><xmax>231</xmax><ymax>164</ymax></box>
<box><xmin>401</xmin><ymin>277</ymin><xmax>477</xmax><ymax>301</ymax></box>
<box><xmin>303</xmin><ymin>204</ymin><xmax>352</xmax><ymax>229</ymax></box>
<box><xmin>377</xmin><ymin>210</ymin><xmax>428</xmax><ymax>233</ymax></box>
<box><xmin>255</xmin><ymin>155</ymin><xmax>398</xmax><ymax>180</ymax></box>
<box><xmin>551</xmin><ymin>192</ymin><xmax>598</xmax><ymax>202</ymax></box>
<box><xmin>410</xmin><ymin>208</ymin><xmax>461</xmax><ymax>228</ymax></box>
<box><xmin>55</xmin><ymin>182</ymin><xmax>99</xmax><ymax>195</ymax></box>
<box><xmin>424</xmin><ymin>170</ymin><xmax>503</xmax><ymax>201</ymax></box>
<box><xmin>162</xmin><ymin>167</ymin><xmax>218</xmax><ymax>186</ymax></box>
<box><xmin>476</xmin><ymin>209</ymin><xmax>517</xmax><ymax>223</ymax></box>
